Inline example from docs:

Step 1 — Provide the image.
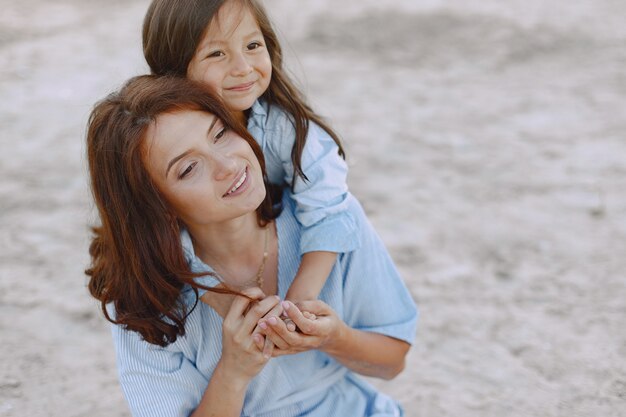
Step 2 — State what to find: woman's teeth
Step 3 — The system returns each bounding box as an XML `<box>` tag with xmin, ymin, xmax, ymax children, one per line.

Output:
<box><xmin>227</xmin><ymin>170</ymin><xmax>247</xmax><ymax>195</ymax></box>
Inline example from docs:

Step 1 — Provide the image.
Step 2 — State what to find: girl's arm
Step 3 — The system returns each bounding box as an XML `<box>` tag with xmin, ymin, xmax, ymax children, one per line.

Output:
<box><xmin>258</xmin><ymin>108</ymin><xmax>360</xmax><ymax>305</ymax></box>
<box><xmin>257</xmin><ymin>106</ymin><xmax>359</xmax><ymax>256</ymax></box>
<box><xmin>278</xmin><ymin>122</ymin><xmax>355</xmax><ymax>306</ymax></box>
<box><xmin>266</xmin><ymin>251</ymin><xmax>336</xmax><ymax>334</ymax></box>
<box><xmin>256</xmin><ymin>194</ymin><xmax>418</xmax><ymax>379</ymax></box>
<box><xmin>283</xmin><ymin>121</ymin><xmax>359</xmax><ymax>256</ymax></box>
<box><xmin>284</xmin><ymin>251</ymin><xmax>337</xmax><ymax>303</ymax></box>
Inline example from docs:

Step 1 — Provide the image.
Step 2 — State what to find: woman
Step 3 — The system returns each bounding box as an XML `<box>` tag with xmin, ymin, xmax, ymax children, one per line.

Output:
<box><xmin>86</xmin><ymin>75</ymin><xmax>418</xmax><ymax>417</ymax></box>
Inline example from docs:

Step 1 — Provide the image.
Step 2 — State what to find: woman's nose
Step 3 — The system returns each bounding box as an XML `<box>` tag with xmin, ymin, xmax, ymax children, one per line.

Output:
<box><xmin>211</xmin><ymin>151</ymin><xmax>238</xmax><ymax>181</ymax></box>
<box><xmin>230</xmin><ymin>52</ymin><xmax>252</xmax><ymax>77</ymax></box>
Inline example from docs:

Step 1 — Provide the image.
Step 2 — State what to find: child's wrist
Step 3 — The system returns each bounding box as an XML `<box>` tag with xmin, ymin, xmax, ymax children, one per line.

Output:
<box><xmin>285</xmin><ymin>292</ymin><xmax>316</xmax><ymax>304</ymax></box>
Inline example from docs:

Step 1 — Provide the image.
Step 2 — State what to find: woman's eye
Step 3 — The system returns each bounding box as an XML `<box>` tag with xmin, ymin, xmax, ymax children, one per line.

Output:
<box><xmin>247</xmin><ymin>41</ymin><xmax>262</xmax><ymax>50</ymax></box>
<box><xmin>179</xmin><ymin>162</ymin><xmax>197</xmax><ymax>179</ymax></box>
<box><xmin>214</xmin><ymin>127</ymin><xmax>228</xmax><ymax>142</ymax></box>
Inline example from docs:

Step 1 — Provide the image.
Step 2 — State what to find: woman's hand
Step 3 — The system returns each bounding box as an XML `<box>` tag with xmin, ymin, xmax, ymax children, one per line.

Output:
<box><xmin>255</xmin><ymin>300</ymin><xmax>347</xmax><ymax>357</ymax></box>
<box><xmin>218</xmin><ymin>288</ymin><xmax>280</xmax><ymax>382</ymax></box>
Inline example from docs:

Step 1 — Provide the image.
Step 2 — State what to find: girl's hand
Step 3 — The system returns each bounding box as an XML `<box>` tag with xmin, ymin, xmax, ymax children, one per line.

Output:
<box><xmin>219</xmin><ymin>288</ymin><xmax>280</xmax><ymax>382</ymax></box>
<box><xmin>255</xmin><ymin>300</ymin><xmax>346</xmax><ymax>356</ymax></box>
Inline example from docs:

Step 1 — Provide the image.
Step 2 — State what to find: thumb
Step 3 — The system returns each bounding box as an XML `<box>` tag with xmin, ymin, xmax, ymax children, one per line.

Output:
<box><xmin>294</xmin><ymin>300</ymin><xmax>331</xmax><ymax>316</ymax></box>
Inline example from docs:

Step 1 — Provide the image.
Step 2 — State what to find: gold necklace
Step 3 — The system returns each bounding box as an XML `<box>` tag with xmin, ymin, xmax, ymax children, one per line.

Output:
<box><xmin>255</xmin><ymin>225</ymin><xmax>269</xmax><ymax>289</ymax></box>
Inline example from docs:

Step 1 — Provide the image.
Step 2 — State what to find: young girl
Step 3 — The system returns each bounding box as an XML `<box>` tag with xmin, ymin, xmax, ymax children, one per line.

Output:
<box><xmin>142</xmin><ymin>0</ymin><xmax>359</xmax><ymax>315</ymax></box>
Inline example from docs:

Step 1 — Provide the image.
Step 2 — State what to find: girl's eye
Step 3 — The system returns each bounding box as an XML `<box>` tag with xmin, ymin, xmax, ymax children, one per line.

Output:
<box><xmin>207</xmin><ymin>50</ymin><xmax>224</xmax><ymax>58</ymax></box>
<box><xmin>247</xmin><ymin>41</ymin><xmax>262</xmax><ymax>50</ymax></box>
<box><xmin>179</xmin><ymin>162</ymin><xmax>197</xmax><ymax>179</ymax></box>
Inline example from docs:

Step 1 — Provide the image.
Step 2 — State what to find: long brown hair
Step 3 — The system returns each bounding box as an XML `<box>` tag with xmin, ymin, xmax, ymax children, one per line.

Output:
<box><xmin>85</xmin><ymin>75</ymin><xmax>281</xmax><ymax>346</ymax></box>
<box><xmin>142</xmin><ymin>0</ymin><xmax>346</xmax><ymax>186</ymax></box>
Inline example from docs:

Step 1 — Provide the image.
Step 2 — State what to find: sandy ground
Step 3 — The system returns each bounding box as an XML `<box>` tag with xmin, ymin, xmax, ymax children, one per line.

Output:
<box><xmin>1</xmin><ymin>1</ymin><xmax>625</xmax><ymax>416</ymax></box>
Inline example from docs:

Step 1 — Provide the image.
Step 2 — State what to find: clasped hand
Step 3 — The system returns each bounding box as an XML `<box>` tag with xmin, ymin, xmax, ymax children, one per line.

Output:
<box><xmin>254</xmin><ymin>298</ymin><xmax>343</xmax><ymax>357</ymax></box>
<box><xmin>217</xmin><ymin>288</ymin><xmax>343</xmax><ymax>384</ymax></box>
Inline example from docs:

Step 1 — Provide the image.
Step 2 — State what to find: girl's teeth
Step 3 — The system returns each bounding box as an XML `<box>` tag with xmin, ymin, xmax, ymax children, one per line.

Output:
<box><xmin>229</xmin><ymin>170</ymin><xmax>246</xmax><ymax>194</ymax></box>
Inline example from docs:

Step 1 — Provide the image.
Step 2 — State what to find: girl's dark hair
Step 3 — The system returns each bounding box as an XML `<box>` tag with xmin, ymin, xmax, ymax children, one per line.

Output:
<box><xmin>142</xmin><ymin>0</ymin><xmax>346</xmax><ymax>186</ymax></box>
<box><xmin>85</xmin><ymin>75</ymin><xmax>281</xmax><ymax>346</ymax></box>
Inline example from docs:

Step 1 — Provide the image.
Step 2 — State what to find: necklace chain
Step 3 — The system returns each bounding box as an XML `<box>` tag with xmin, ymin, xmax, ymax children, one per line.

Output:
<box><xmin>255</xmin><ymin>226</ymin><xmax>269</xmax><ymax>289</ymax></box>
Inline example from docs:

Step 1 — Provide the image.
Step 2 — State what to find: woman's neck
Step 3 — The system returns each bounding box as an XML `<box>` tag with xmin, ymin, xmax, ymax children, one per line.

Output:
<box><xmin>187</xmin><ymin>213</ymin><xmax>269</xmax><ymax>285</ymax></box>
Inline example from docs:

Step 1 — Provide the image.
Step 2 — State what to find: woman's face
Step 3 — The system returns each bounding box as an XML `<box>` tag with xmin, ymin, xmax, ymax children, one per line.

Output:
<box><xmin>142</xmin><ymin>109</ymin><xmax>266</xmax><ymax>228</ymax></box>
<box><xmin>187</xmin><ymin>1</ymin><xmax>272</xmax><ymax>115</ymax></box>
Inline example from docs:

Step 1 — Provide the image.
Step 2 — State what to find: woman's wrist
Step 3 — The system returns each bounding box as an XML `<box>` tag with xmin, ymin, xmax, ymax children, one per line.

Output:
<box><xmin>320</xmin><ymin>319</ymin><xmax>350</xmax><ymax>356</ymax></box>
<box><xmin>214</xmin><ymin>358</ymin><xmax>252</xmax><ymax>393</ymax></box>
<box><xmin>192</xmin><ymin>360</ymin><xmax>250</xmax><ymax>417</ymax></box>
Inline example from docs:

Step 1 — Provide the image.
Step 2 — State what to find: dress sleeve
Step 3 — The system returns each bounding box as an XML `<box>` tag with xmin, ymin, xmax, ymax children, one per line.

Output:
<box><xmin>339</xmin><ymin>196</ymin><xmax>419</xmax><ymax>344</ymax></box>
<box><xmin>267</xmin><ymin>107</ymin><xmax>360</xmax><ymax>255</ymax></box>
<box><xmin>111</xmin><ymin>324</ymin><xmax>207</xmax><ymax>417</ymax></box>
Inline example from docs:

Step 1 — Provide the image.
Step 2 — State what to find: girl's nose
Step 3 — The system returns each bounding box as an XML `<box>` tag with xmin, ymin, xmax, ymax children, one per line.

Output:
<box><xmin>211</xmin><ymin>151</ymin><xmax>238</xmax><ymax>181</ymax></box>
<box><xmin>230</xmin><ymin>52</ymin><xmax>253</xmax><ymax>77</ymax></box>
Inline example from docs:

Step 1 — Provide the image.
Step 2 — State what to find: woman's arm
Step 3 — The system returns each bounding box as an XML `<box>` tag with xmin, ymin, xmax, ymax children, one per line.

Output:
<box><xmin>191</xmin><ymin>360</ymin><xmax>249</xmax><ymax>417</ymax></box>
<box><xmin>192</xmin><ymin>289</ymin><xmax>279</xmax><ymax>417</ymax></box>
<box><xmin>113</xmin><ymin>288</ymin><xmax>278</xmax><ymax>417</ymax></box>
<box><xmin>322</xmin><ymin>317</ymin><xmax>410</xmax><ymax>380</ymax></box>
<box><xmin>257</xmin><ymin>300</ymin><xmax>410</xmax><ymax>380</ymax></box>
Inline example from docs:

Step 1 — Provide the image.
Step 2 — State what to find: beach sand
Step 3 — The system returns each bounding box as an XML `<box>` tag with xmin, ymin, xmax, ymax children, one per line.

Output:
<box><xmin>1</xmin><ymin>1</ymin><xmax>625</xmax><ymax>416</ymax></box>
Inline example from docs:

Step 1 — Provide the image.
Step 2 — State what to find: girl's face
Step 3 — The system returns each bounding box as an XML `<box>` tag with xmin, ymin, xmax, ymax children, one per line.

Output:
<box><xmin>142</xmin><ymin>109</ymin><xmax>266</xmax><ymax>228</ymax></box>
<box><xmin>187</xmin><ymin>1</ymin><xmax>272</xmax><ymax>116</ymax></box>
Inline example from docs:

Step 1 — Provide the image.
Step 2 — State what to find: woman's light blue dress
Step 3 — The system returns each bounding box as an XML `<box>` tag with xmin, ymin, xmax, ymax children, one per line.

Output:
<box><xmin>111</xmin><ymin>195</ymin><xmax>419</xmax><ymax>417</ymax></box>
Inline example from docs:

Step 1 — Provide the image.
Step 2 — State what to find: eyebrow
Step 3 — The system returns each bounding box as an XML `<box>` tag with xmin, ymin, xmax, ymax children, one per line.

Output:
<box><xmin>165</xmin><ymin>150</ymin><xmax>192</xmax><ymax>179</ymax></box>
<box><xmin>164</xmin><ymin>116</ymin><xmax>219</xmax><ymax>179</ymax></box>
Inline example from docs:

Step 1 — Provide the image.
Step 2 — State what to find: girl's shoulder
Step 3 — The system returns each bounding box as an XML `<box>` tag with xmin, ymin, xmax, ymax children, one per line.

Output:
<box><xmin>252</xmin><ymin>98</ymin><xmax>295</xmax><ymax>134</ymax></box>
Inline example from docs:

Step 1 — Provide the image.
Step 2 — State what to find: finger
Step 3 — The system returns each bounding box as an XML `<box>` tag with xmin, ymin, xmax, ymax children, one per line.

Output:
<box><xmin>226</xmin><ymin>287</ymin><xmax>266</xmax><ymax>321</ymax></box>
<box><xmin>259</xmin><ymin>317</ymin><xmax>290</xmax><ymax>350</ymax></box>
<box><xmin>293</xmin><ymin>300</ymin><xmax>331</xmax><ymax>316</ymax></box>
<box><xmin>302</xmin><ymin>312</ymin><xmax>317</xmax><ymax>320</ymax></box>
<box><xmin>241</xmin><ymin>295</ymin><xmax>281</xmax><ymax>333</ymax></box>
<box><xmin>263</xmin><ymin>303</ymin><xmax>285</xmax><ymax>321</ymax></box>
<box><xmin>262</xmin><ymin>336</ymin><xmax>274</xmax><ymax>359</ymax></box>
<box><xmin>270</xmin><ymin>332</ymin><xmax>319</xmax><ymax>356</ymax></box>
<box><xmin>283</xmin><ymin>317</ymin><xmax>297</xmax><ymax>332</ymax></box>
<box><xmin>267</xmin><ymin>314</ymin><xmax>310</xmax><ymax>346</ymax></box>
<box><xmin>253</xmin><ymin>333</ymin><xmax>265</xmax><ymax>351</ymax></box>
<box><xmin>282</xmin><ymin>301</ymin><xmax>318</xmax><ymax>335</ymax></box>
<box><xmin>252</xmin><ymin>300</ymin><xmax>284</xmax><ymax>335</ymax></box>
<box><xmin>271</xmin><ymin>348</ymin><xmax>294</xmax><ymax>358</ymax></box>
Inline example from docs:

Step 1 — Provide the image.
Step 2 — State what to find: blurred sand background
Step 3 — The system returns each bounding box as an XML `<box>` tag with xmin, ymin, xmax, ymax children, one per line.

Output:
<box><xmin>1</xmin><ymin>0</ymin><xmax>625</xmax><ymax>416</ymax></box>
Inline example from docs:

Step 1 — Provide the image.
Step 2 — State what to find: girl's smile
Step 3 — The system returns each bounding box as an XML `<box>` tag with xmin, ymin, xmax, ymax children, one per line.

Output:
<box><xmin>227</xmin><ymin>81</ymin><xmax>255</xmax><ymax>92</ymax></box>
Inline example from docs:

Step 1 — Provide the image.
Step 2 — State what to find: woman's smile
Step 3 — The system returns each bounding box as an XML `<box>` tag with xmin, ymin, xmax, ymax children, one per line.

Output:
<box><xmin>223</xmin><ymin>166</ymin><xmax>249</xmax><ymax>197</ymax></box>
<box><xmin>142</xmin><ymin>109</ymin><xmax>266</xmax><ymax>226</ymax></box>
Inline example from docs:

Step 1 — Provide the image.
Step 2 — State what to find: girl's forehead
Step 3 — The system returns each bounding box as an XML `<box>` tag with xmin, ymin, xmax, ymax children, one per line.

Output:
<box><xmin>208</xmin><ymin>1</ymin><xmax>257</xmax><ymax>37</ymax></box>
